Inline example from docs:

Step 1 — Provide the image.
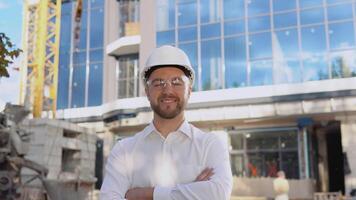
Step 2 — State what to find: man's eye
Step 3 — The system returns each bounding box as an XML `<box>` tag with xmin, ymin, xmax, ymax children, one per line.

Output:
<box><xmin>152</xmin><ymin>81</ymin><xmax>162</xmax><ymax>87</ymax></box>
<box><xmin>172</xmin><ymin>78</ymin><xmax>183</xmax><ymax>86</ymax></box>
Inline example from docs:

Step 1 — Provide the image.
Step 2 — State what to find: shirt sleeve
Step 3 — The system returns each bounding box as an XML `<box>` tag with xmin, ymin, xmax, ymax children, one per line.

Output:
<box><xmin>153</xmin><ymin>134</ymin><xmax>233</xmax><ymax>200</ymax></box>
<box><xmin>100</xmin><ymin>141</ymin><xmax>131</xmax><ymax>200</ymax></box>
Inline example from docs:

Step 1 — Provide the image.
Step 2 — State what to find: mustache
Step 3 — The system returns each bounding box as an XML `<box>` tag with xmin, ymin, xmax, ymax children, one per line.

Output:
<box><xmin>158</xmin><ymin>94</ymin><xmax>179</xmax><ymax>100</ymax></box>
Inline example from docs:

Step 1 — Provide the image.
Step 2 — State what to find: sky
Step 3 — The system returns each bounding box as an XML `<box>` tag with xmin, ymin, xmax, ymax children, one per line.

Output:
<box><xmin>0</xmin><ymin>0</ymin><xmax>23</xmax><ymax>110</ymax></box>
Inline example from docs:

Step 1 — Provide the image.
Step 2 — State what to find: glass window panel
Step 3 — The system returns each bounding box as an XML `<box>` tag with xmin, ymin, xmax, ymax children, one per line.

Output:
<box><xmin>224</xmin><ymin>36</ymin><xmax>247</xmax><ymax>88</ymax></box>
<box><xmin>90</xmin><ymin>8</ymin><xmax>104</xmax><ymax>48</ymax></box>
<box><xmin>331</xmin><ymin>51</ymin><xmax>356</xmax><ymax>78</ymax></box>
<box><xmin>299</xmin><ymin>0</ymin><xmax>323</xmax><ymax>8</ymax></box>
<box><xmin>82</xmin><ymin>0</ymin><xmax>88</xmax><ymax>10</ymax></box>
<box><xmin>301</xmin><ymin>25</ymin><xmax>326</xmax><ymax>53</ymax></box>
<box><xmin>91</xmin><ymin>0</ymin><xmax>104</xmax><ymax>8</ymax></box>
<box><xmin>178</xmin><ymin>42</ymin><xmax>198</xmax><ymax>91</ymax></box>
<box><xmin>230</xmin><ymin>134</ymin><xmax>244</xmax><ymax>150</ymax></box>
<box><xmin>303</xmin><ymin>55</ymin><xmax>329</xmax><ymax>81</ymax></box>
<box><xmin>57</xmin><ymin>66</ymin><xmax>70</xmax><ymax>109</ymax></box>
<box><xmin>248</xmin><ymin>0</ymin><xmax>270</xmax><ymax>17</ymax></box>
<box><xmin>71</xmin><ymin>65</ymin><xmax>86</xmax><ymax>108</ymax></box>
<box><xmin>157</xmin><ymin>0</ymin><xmax>175</xmax><ymax>31</ymax></box>
<box><xmin>178</xmin><ymin>26</ymin><xmax>197</xmax><ymax>42</ymax></box>
<box><xmin>300</xmin><ymin>8</ymin><xmax>324</xmax><ymax>25</ymax></box>
<box><xmin>157</xmin><ymin>30</ymin><xmax>175</xmax><ymax>46</ymax></box>
<box><xmin>59</xmin><ymin>52</ymin><xmax>70</xmax><ymax>69</ymax></box>
<box><xmin>231</xmin><ymin>154</ymin><xmax>244</xmax><ymax>176</ymax></box>
<box><xmin>201</xmin><ymin>23</ymin><xmax>221</xmax><ymax>39</ymax></box>
<box><xmin>224</xmin><ymin>0</ymin><xmax>244</xmax><ymax>20</ymax></box>
<box><xmin>178</xmin><ymin>1</ymin><xmax>197</xmax><ymax>26</ymax></box>
<box><xmin>327</xmin><ymin>0</ymin><xmax>352</xmax><ymax>5</ymax></box>
<box><xmin>273</xmin><ymin>60</ymin><xmax>302</xmax><ymax>84</ymax></box>
<box><xmin>273</xmin><ymin>29</ymin><xmax>299</xmax><ymax>57</ymax></box>
<box><xmin>249</xmin><ymin>32</ymin><xmax>272</xmax><ymax>59</ymax></box>
<box><xmin>280</xmin><ymin>131</ymin><xmax>298</xmax><ymax>149</ymax></box>
<box><xmin>247</xmin><ymin>153</ymin><xmax>264</xmax><ymax>177</ymax></box>
<box><xmin>62</xmin><ymin>2</ymin><xmax>73</xmax><ymax>15</ymax></box>
<box><xmin>119</xmin><ymin>0</ymin><xmax>140</xmax><ymax>37</ymax></box>
<box><xmin>117</xmin><ymin>54</ymin><xmax>139</xmax><ymax>98</ymax></box>
<box><xmin>250</xmin><ymin>60</ymin><xmax>273</xmax><ymax>86</ymax></box>
<box><xmin>200</xmin><ymin>0</ymin><xmax>220</xmax><ymax>23</ymax></box>
<box><xmin>60</xmin><ymin>14</ymin><xmax>72</xmax><ymax>50</ymax></box>
<box><xmin>201</xmin><ymin>39</ymin><xmax>221</xmax><ymax>90</ymax></box>
<box><xmin>273</xmin><ymin>12</ymin><xmax>297</xmax><ymax>29</ymax></box>
<box><xmin>73</xmin><ymin>51</ymin><xmax>86</xmax><ymax>65</ymax></box>
<box><xmin>90</xmin><ymin>49</ymin><xmax>103</xmax><ymax>62</ymax></box>
<box><xmin>273</xmin><ymin>0</ymin><xmax>296</xmax><ymax>11</ymax></box>
<box><xmin>327</xmin><ymin>4</ymin><xmax>353</xmax><ymax>21</ymax></box>
<box><xmin>281</xmin><ymin>152</ymin><xmax>299</xmax><ymax>179</ymax></box>
<box><xmin>78</xmin><ymin>11</ymin><xmax>87</xmax><ymax>50</ymax></box>
<box><xmin>224</xmin><ymin>20</ymin><xmax>244</xmax><ymax>36</ymax></box>
<box><xmin>329</xmin><ymin>22</ymin><xmax>355</xmax><ymax>50</ymax></box>
<box><xmin>88</xmin><ymin>63</ymin><xmax>103</xmax><ymax>106</ymax></box>
<box><xmin>248</xmin><ymin>16</ymin><xmax>270</xmax><ymax>32</ymax></box>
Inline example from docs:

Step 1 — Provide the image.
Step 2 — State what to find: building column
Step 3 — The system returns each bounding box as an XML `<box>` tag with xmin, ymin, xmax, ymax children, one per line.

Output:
<box><xmin>337</xmin><ymin>114</ymin><xmax>356</xmax><ymax>196</ymax></box>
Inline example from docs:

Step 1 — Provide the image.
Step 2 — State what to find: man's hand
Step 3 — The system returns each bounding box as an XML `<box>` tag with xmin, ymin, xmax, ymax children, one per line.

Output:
<box><xmin>195</xmin><ymin>167</ymin><xmax>214</xmax><ymax>182</ymax></box>
<box><xmin>125</xmin><ymin>187</ymin><xmax>154</xmax><ymax>200</ymax></box>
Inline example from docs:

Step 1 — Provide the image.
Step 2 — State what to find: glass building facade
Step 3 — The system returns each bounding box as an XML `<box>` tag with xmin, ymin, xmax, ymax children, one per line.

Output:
<box><xmin>156</xmin><ymin>0</ymin><xmax>356</xmax><ymax>92</ymax></box>
<box><xmin>156</xmin><ymin>0</ymin><xmax>356</xmax><ymax>179</ymax></box>
<box><xmin>58</xmin><ymin>0</ymin><xmax>104</xmax><ymax>109</ymax></box>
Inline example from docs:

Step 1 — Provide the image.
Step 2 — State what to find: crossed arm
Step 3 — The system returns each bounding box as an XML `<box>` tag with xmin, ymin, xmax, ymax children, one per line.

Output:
<box><xmin>125</xmin><ymin>168</ymin><xmax>215</xmax><ymax>200</ymax></box>
<box><xmin>100</xmin><ymin>136</ymin><xmax>233</xmax><ymax>200</ymax></box>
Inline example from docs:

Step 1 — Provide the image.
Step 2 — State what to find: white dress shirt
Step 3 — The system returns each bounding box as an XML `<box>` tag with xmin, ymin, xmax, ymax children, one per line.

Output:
<box><xmin>100</xmin><ymin>120</ymin><xmax>233</xmax><ymax>200</ymax></box>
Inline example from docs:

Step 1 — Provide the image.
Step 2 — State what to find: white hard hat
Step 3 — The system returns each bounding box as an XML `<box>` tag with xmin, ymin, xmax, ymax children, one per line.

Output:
<box><xmin>142</xmin><ymin>45</ymin><xmax>195</xmax><ymax>84</ymax></box>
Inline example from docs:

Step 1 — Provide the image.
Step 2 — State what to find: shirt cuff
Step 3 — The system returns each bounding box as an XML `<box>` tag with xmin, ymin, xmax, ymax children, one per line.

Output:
<box><xmin>153</xmin><ymin>186</ymin><xmax>172</xmax><ymax>200</ymax></box>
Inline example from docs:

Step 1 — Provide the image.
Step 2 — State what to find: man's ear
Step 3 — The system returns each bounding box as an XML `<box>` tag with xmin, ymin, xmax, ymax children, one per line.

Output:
<box><xmin>145</xmin><ymin>86</ymin><xmax>150</xmax><ymax>99</ymax></box>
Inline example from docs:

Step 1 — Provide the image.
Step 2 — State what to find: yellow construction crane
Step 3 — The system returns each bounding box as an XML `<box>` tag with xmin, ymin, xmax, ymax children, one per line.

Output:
<box><xmin>20</xmin><ymin>0</ymin><xmax>83</xmax><ymax>118</ymax></box>
<box><xmin>20</xmin><ymin>0</ymin><xmax>62</xmax><ymax>118</ymax></box>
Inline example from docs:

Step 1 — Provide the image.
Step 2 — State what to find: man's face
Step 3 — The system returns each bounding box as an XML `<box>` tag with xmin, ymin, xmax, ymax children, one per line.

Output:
<box><xmin>145</xmin><ymin>67</ymin><xmax>192</xmax><ymax>119</ymax></box>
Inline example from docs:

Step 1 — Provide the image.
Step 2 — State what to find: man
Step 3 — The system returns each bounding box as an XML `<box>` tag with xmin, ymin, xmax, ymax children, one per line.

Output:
<box><xmin>100</xmin><ymin>45</ymin><xmax>233</xmax><ymax>200</ymax></box>
<box><xmin>273</xmin><ymin>171</ymin><xmax>289</xmax><ymax>200</ymax></box>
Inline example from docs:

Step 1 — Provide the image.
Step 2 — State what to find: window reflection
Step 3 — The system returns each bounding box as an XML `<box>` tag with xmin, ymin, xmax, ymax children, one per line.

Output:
<box><xmin>157</xmin><ymin>30</ymin><xmax>175</xmax><ymax>46</ymax></box>
<box><xmin>179</xmin><ymin>42</ymin><xmax>199</xmax><ymax>91</ymax></box>
<box><xmin>88</xmin><ymin>63</ymin><xmax>103</xmax><ymax>106</ymax></box>
<box><xmin>224</xmin><ymin>20</ymin><xmax>244</xmax><ymax>36</ymax></box>
<box><xmin>201</xmin><ymin>23</ymin><xmax>221</xmax><ymax>39</ymax></box>
<box><xmin>230</xmin><ymin>130</ymin><xmax>299</xmax><ymax>178</ymax></box>
<box><xmin>249</xmin><ymin>32</ymin><xmax>272</xmax><ymax>59</ymax></box>
<box><xmin>178</xmin><ymin>1</ymin><xmax>197</xmax><ymax>27</ymax></box>
<box><xmin>273</xmin><ymin>12</ymin><xmax>297</xmax><ymax>29</ymax></box>
<box><xmin>224</xmin><ymin>0</ymin><xmax>244</xmax><ymax>20</ymax></box>
<box><xmin>331</xmin><ymin>51</ymin><xmax>356</xmax><ymax>78</ymax></box>
<box><xmin>157</xmin><ymin>0</ymin><xmax>175</xmax><ymax>31</ymax></box>
<box><xmin>225</xmin><ymin>36</ymin><xmax>247</xmax><ymax>88</ymax></box>
<box><xmin>200</xmin><ymin>0</ymin><xmax>220</xmax><ymax>23</ymax></box>
<box><xmin>327</xmin><ymin>3</ymin><xmax>353</xmax><ymax>21</ymax></box>
<box><xmin>201</xmin><ymin>39</ymin><xmax>221</xmax><ymax>90</ymax></box>
<box><xmin>299</xmin><ymin>0</ymin><xmax>323</xmax><ymax>8</ymax></box>
<box><xmin>247</xmin><ymin>0</ymin><xmax>270</xmax><ymax>17</ymax></box>
<box><xmin>90</xmin><ymin>8</ymin><xmax>104</xmax><ymax>48</ymax></box>
<box><xmin>272</xmin><ymin>0</ymin><xmax>296</xmax><ymax>11</ymax></box>
<box><xmin>248</xmin><ymin>16</ymin><xmax>270</xmax><ymax>32</ymax></box>
<box><xmin>250</xmin><ymin>60</ymin><xmax>273</xmax><ymax>86</ymax></box>
<box><xmin>57</xmin><ymin>66</ymin><xmax>70</xmax><ymax>109</ymax></box>
<box><xmin>303</xmin><ymin>56</ymin><xmax>328</xmax><ymax>81</ymax></box>
<box><xmin>178</xmin><ymin>26</ymin><xmax>197</xmax><ymax>42</ymax></box>
<box><xmin>71</xmin><ymin>65</ymin><xmax>86</xmax><ymax>108</ymax></box>
<box><xmin>117</xmin><ymin>54</ymin><xmax>139</xmax><ymax>99</ymax></box>
<box><xmin>301</xmin><ymin>25</ymin><xmax>326</xmax><ymax>53</ymax></box>
<box><xmin>329</xmin><ymin>22</ymin><xmax>355</xmax><ymax>50</ymax></box>
<box><xmin>300</xmin><ymin>8</ymin><xmax>324</xmax><ymax>25</ymax></box>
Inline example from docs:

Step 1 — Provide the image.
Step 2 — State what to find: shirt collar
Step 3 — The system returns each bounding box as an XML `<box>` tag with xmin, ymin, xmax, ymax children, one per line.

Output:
<box><xmin>142</xmin><ymin>120</ymin><xmax>192</xmax><ymax>139</ymax></box>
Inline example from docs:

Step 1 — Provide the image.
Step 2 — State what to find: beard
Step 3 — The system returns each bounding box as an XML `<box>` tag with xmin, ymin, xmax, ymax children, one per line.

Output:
<box><xmin>150</xmin><ymin>94</ymin><xmax>186</xmax><ymax>119</ymax></box>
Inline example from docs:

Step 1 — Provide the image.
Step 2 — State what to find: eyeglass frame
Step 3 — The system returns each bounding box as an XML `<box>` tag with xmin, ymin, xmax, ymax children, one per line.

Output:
<box><xmin>146</xmin><ymin>76</ymin><xmax>190</xmax><ymax>90</ymax></box>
